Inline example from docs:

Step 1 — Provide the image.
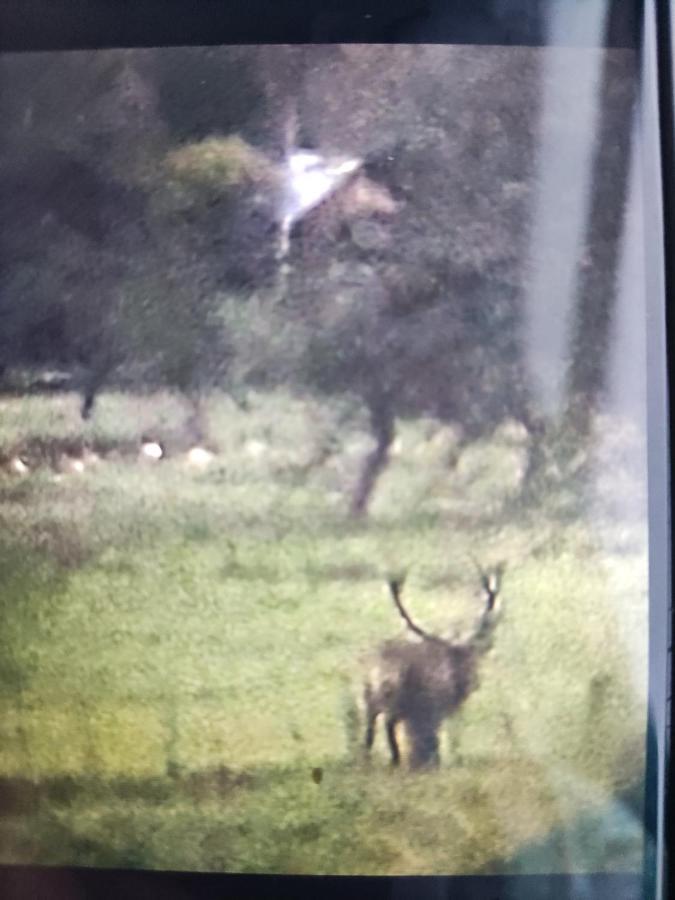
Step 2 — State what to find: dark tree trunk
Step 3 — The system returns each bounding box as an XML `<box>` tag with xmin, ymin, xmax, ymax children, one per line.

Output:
<box><xmin>80</xmin><ymin>387</ymin><xmax>96</xmax><ymax>420</ymax></box>
<box><xmin>79</xmin><ymin>345</ymin><xmax>117</xmax><ymax>421</ymax></box>
<box><xmin>80</xmin><ymin>375</ymin><xmax>102</xmax><ymax>420</ymax></box>
<box><xmin>519</xmin><ymin>412</ymin><xmax>549</xmax><ymax>493</ymax></box>
<box><xmin>184</xmin><ymin>390</ymin><xmax>208</xmax><ymax>445</ymax></box>
<box><xmin>350</xmin><ymin>388</ymin><xmax>395</xmax><ymax>518</ymax></box>
<box><xmin>80</xmin><ymin>360</ymin><xmax>111</xmax><ymax>421</ymax></box>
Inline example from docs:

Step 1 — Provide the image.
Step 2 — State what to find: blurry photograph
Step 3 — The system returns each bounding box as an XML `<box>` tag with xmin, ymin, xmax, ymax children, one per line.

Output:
<box><xmin>0</xmin><ymin>42</ymin><xmax>649</xmax><ymax>875</ymax></box>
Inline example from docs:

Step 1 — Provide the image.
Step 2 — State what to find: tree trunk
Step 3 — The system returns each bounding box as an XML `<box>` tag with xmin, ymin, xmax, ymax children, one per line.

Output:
<box><xmin>350</xmin><ymin>391</ymin><xmax>395</xmax><ymax>518</ymax></box>
<box><xmin>80</xmin><ymin>364</ymin><xmax>109</xmax><ymax>420</ymax></box>
<box><xmin>79</xmin><ymin>336</ymin><xmax>117</xmax><ymax>421</ymax></box>
<box><xmin>184</xmin><ymin>390</ymin><xmax>208</xmax><ymax>445</ymax></box>
<box><xmin>519</xmin><ymin>414</ymin><xmax>549</xmax><ymax>494</ymax></box>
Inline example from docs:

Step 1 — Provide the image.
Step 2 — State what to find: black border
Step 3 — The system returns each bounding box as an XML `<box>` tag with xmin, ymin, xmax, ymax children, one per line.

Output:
<box><xmin>0</xmin><ymin>868</ymin><xmax>650</xmax><ymax>900</ymax></box>
<box><xmin>643</xmin><ymin>2</ymin><xmax>672</xmax><ymax>899</ymax></box>
<box><xmin>0</xmin><ymin>2</ymin><xmax>669</xmax><ymax>899</ymax></box>
<box><xmin>0</xmin><ymin>0</ymin><xmax>641</xmax><ymax>52</ymax></box>
<box><xmin>654</xmin><ymin>0</ymin><xmax>674</xmax><ymax>896</ymax></box>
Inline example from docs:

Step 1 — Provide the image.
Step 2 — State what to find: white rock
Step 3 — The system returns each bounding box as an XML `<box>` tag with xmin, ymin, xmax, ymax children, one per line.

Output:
<box><xmin>244</xmin><ymin>439</ymin><xmax>267</xmax><ymax>459</ymax></box>
<box><xmin>57</xmin><ymin>455</ymin><xmax>85</xmax><ymax>475</ymax></box>
<box><xmin>9</xmin><ymin>456</ymin><xmax>29</xmax><ymax>475</ymax></box>
<box><xmin>186</xmin><ymin>446</ymin><xmax>215</xmax><ymax>467</ymax></box>
<box><xmin>140</xmin><ymin>441</ymin><xmax>164</xmax><ymax>461</ymax></box>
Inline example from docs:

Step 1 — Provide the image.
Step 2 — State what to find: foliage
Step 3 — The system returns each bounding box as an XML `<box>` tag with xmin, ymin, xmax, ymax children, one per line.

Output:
<box><xmin>0</xmin><ymin>46</ymin><xmax>637</xmax><ymax>511</ymax></box>
<box><xmin>165</xmin><ymin>135</ymin><xmax>274</xmax><ymax>194</ymax></box>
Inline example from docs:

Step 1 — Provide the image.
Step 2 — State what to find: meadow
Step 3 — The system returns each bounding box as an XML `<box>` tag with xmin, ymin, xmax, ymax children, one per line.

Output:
<box><xmin>0</xmin><ymin>390</ymin><xmax>649</xmax><ymax>875</ymax></box>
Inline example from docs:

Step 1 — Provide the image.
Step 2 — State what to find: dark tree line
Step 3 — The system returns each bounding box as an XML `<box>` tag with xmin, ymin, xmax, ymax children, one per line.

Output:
<box><xmin>0</xmin><ymin>44</ymin><xmax>638</xmax><ymax>512</ymax></box>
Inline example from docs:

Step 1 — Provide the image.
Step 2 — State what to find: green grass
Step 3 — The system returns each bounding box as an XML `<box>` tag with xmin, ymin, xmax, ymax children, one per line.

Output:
<box><xmin>0</xmin><ymin>390</ymin><xmax>649</xmax><ymax>874</ymax></box>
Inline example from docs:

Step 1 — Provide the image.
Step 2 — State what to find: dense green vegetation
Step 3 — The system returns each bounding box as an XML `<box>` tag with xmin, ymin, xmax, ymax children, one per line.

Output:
<box><xmin>0</xmin><ymin>391</ymin><xmax>647</xmax><ymax>874</ymax></box>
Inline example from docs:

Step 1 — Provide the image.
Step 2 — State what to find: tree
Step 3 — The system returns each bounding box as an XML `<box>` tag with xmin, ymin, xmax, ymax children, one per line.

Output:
<box><xmin>0</xmin><ymin>49</ymin><xmax>251</xmax><ymax>429</ymax></box>
<box><xmin>0</xmin><ymin>42</ymin><xmax>637</xmax><ymax>510</ymax></box>
<box><xmin>0</xmin><ymin>51</ymin><xmax>161</xmax><ymax>414</ymax></box>
<box><xmin>268</xmin><ymin>45</ymin><xmax>541</xmax><ymax>514</ymax></box>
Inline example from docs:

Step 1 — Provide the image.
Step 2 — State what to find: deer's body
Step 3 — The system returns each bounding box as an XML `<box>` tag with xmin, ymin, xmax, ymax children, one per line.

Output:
<box><xmin>364</xmin><ymin>566</ymin><xmax>504</xmax><ymax>769</ymax></box>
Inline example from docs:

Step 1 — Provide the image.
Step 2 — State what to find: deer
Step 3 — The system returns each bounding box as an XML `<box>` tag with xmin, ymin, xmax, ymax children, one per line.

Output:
<box><xmin>363</xmin><ymin>560</ymin><xmax>506</xmax><ymax>769</ymax></box>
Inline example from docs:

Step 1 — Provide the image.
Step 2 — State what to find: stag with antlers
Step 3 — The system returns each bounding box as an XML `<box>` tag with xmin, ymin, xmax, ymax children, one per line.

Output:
<box><xmin>363</xmin><ymin>560</ymin><xmax>506</xmax><ymax>769</ymax></box>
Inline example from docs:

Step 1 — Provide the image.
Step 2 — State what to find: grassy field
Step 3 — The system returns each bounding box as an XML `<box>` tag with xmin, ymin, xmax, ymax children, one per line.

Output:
<box><xmin>0</xmin><ymin>390</ymin><xmax>649</xmax><ymax>875</ymax></box>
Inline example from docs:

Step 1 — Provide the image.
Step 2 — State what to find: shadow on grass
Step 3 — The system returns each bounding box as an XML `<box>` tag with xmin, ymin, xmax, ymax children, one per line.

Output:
<box><xmin>0</xmin><ymin>767</ymin><xmax>256</xmax><ymax>817</ymax></box>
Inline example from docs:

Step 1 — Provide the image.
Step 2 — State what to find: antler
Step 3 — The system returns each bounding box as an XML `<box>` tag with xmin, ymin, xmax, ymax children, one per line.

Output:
<box><xmin>387</xmin><ymin>577</ymin><xmax>447</xmax><ymax>645</ymax></box>
<box><xmin>468</xmin><ymin>552</ymin><xmax>491</xmax><ymax>594</ymax></box>
<box><xmin>468</xmin><ymin>554</ymin><xmax>507</xmax><ymax>611</ymax></box>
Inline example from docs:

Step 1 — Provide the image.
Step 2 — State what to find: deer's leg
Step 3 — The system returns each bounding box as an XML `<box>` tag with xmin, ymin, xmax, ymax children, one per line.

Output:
<box><xmin>385</xmin><ymin>716</ymin><xmax>401</xmax><ymax>766</ymax></box>
<box><xmin>364</xmin><ymin>683</ymin><xmax>378</xmax><ymax>754</ymax></box>
<box><xmin>409</xmin><ymin>721</ymin><xmax>440</xmax><ymax>770</ymax></box>
<box><xmin>365</xmin><ymin>709</ymin><xmax>377</xmax><ymax>753</ymax></box>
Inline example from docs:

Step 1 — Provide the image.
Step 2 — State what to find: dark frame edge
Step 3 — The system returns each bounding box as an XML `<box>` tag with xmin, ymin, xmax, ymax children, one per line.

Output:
<box><xmin>0</xmin><ymin>2</ymin><xmax>664</xmax><ymax>899</ymax></box>
<box><xmin>0</xmin><ymin>0</ymin><xmax>640</xmax><ymax>52</ymax></box>
<box><xmin>645</xmin><ymin>1</ymin><xmax>673</xmax><ymax>899</ymax></box>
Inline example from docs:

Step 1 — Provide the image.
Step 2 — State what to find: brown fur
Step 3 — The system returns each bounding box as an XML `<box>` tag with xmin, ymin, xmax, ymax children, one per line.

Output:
<box><xmin>364</xmin><ymin>566</ymin><xmax>504</xmax><ymax>769</ymax></box>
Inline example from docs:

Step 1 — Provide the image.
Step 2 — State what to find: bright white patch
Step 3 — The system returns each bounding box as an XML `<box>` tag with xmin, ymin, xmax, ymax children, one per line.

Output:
<box><xmin>10</xmin><ymin>457</ymin><xmax>29</xmax><ymax>475</ymax></box>
<box><xmin>59</xmin><ymin>455</ymin><xmax>86</xmax><ymax>474</ymax></box>
<box><xmin>141</xmin><ymin>442</ymin><xmax>163</xmax><ymax>460</ymax></box>
<box><xmin>389</xmin><ymin>437</ymin><xmax>403</xmax><ymax>457</ymax></box>
<box><xmin>332</xmin><ymin>159</ymin><xmax>361</xmax><ymax>177</ymax></box>
<box><xmin>186</xmin><ymin>446</ymin><xmax>214</xmax><ymax>467</ymax></box>
<box><xmin>244</xmin><ymin>439</ymin><xmax>266</xmax><ymax>460</ymax></box>
<box><xmin>288</xmin><ymin>150</ymin><xmax>323</xmax><ymax>175</ymax></box>
<box><xmin>279</xmin><ymin>149</ymin><xmax>361</xmax><ymax>227</ymax></box>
